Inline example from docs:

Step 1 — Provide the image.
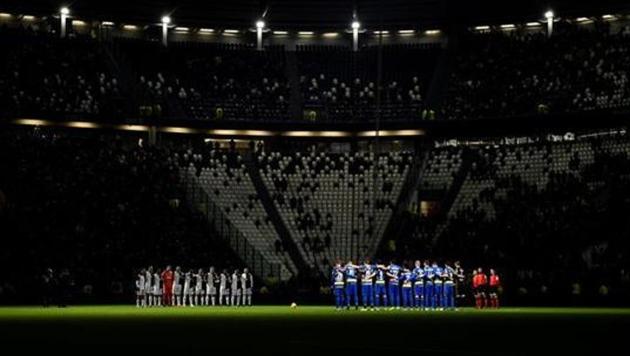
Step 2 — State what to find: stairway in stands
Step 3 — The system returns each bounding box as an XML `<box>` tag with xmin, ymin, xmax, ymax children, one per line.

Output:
<box><xmin>430</xmin><ymin>148</ymin><xmax>473</xmax><ymax>243</ymax></box>
<box><xmin>377</xmin><ymin>146</ymin><xmax>431</xmax><ymax>253</ymax></box>
<box><xmin>244</xmin><ymin>156</ymin><xmax>310</xmax><ymax>276</ymax></box>
<box><xmin>179</xmin><ymin>168</ymin><xmax>294</xmax><ymax>282</ymax></box>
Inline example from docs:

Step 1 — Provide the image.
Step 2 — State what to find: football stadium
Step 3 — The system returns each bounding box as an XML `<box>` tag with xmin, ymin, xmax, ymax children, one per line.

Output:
<box><xmin>1</xmin><ymin>0</ymin><xmax>630</xmax><ymax>354</ymax></box>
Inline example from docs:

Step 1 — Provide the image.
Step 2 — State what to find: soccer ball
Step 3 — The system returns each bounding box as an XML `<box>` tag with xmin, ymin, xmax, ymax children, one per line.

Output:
<box><xmin>290</xmin><ymin>302</ymin><xmax>297</xmax><ymax>308</ymax></box>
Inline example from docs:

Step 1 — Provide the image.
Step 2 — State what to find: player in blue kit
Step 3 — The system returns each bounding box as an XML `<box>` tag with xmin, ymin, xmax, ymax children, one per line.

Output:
<box><xmin>360</xmin><ymin>261</ymin><xmax>376</xmax><ymax>310</ymax></box>
<box><xmin>386</xmin><ymin>260</ymin><xmax>401</xmax><ymax>310</ymax></box>
<box><xmin>331</xmin><ymin>262</ymin><xmax>345</xmax><ymax>310</ymax></box>
<box><xmin>433</xmin><ymin>262</ymin><xmax>444</xmax><ymax>310</ymax></box>
<box><xmin>412</xmin><ymin>260</ymin><xmax>424</xmax><ymax>309</ymax></box>
<box><xmin>400</xmin><ymin>266</ymin><xmax>414</xmax><ymax>309</ymax></box>
<box><xmin>423</xmin><ymin>261</ymin><xmax>434</xmax><ymax>310</ymax></box>
<box><xmin>344</xmin><ymin>261</ymin><xmax>360</xmax><ymax>310</ymax></box>
<box><xmin>443</xmin><ymin>262</ymin><xmax>456</xmax><ymax>310</ymax></box>
<box><xmin>373</xmin><ymin>263</ymin><xmax>388</xmax><ymax>309</ymax></box>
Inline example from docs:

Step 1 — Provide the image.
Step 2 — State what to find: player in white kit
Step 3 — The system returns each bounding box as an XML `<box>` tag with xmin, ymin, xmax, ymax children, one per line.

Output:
<box><xmin>144</xmin><ymin>266</ymin><xmax>153</xmax><ymax>307</ymax></box>
<box><xmin>136</xmin><ymin>269</ymin><xmax>146</xmax><ymax>307</ymax></box>
<box><xmin>183</xmin><ymin>270</ymin><xmax>195</xmax><ymax>307</ymax></box>
<box><xmin>240</xmin><ymin>268</ymin><xmax>254</xmax><ymax>306</ymax></box>
<box><xmin>152</xmin><ymin>268</ymin><xmax>162</xmax><ymax>307</ymax></box>
<box><xmin>172</xmin><ymin>266</ymin><xmax>183</xmax><ymax>306</ymax></box>
<box><xmin>231</xmin><ymin>269</ymin><xmax>241</xmax><ymax>307</ymax></box>
<box><xmin>219</xmin><ymin>269</ymin><xmax>230</xmax><ymax>306</ymax></box>
<box><xmin>194</xmin><ymin>268</ymin><xmax>204</xmax><ymax>306</ymax></box>
<box><xmin>205</xmin><ymin>266</ymin><xmax>218</xmax><ymax>306</ymax></box>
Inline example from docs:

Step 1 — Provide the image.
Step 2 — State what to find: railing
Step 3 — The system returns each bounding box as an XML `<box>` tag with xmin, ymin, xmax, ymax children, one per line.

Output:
<box><xmin>179</xmin><ymin>170</ymin><xmax>284</xmax><ymax>281</ymax></box>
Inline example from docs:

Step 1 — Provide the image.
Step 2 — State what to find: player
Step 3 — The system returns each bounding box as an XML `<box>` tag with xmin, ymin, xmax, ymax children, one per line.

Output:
<box><xmin>136</xmin><ymin>269</ymin><xmax>146</xmax><ymax>308</ymax></box>
<box><xmin>194</xmin><ymin>268</ymin><xmax>204</xmax><ymax>306</ymax></box>
<box><xmin>443</xmin><ymin>263</ymin><xmax>455</xmax><ymax>310</ymax></box>
<box><xmin>433</xmin><ymin>262</ymin><xmax>444</xmax><ymax>310</ymax></box>
<box><xmin>471</xmin><ymin>268</ymin><xmax>479</xmax><ymax>308</ymax></box>
<box><xmin>423</xmin><ymin>261</ymin><xmax>434</xmax><ymax>310</ymax></box>
<box><xmin>219</xmin><ymin>269</ymin><xmax>230</xmax><ymax>306</ymax></box>
<box><xmin>400</xmin><ymin>266</ymin><xmax>414</xmax><ymax>309</ymax></box>
<box><xmin>344</xmin><ymin>260</ymin><xmax>360</xmax><ymax>310</ymax></box>
<box><xmin>453</xmin><ymin>261</ymin><xmax>465</xmax><ymax>304</ymax></box>
<box><xmin>473</xmin><ymin>267</ymin><xmax>488</xmax><ymax>309</ymax></box>
<box><xmin>241</xmin><ymin>268</ymin><xmax>254</xmax><ymax>306</ymax></box>
<box><xmin>360</xmin><ymin>261</ymin><xmax>376</xmax><ymax>310</ymax></box>
<box><xmin>412</xmin><ymin>260</ymin><xmax>424</xmax><ymax>309</ymax></box>
<box><xmin>373</xmin><ymin>262</ymin><xmax>388</xmax><ymax>309</ymax></box>
<box><xmin>161</xmin><ymin>265</ymin><xmax>174</xmax><ymax>307</ymax></box>
<box><xmin>331</xmin><ymin>262</ymin><xmax>345</xmax><ymax>310</ymax></box>
<box><xmin>172</xmin><ymin>266</ymin><xmax>183</xmax><ymax>306</ymax></box>
<box><xmin>145</xmin><ymin>266</ymin><xmax>153</xmax><ymax>307</ymax></box>
<box><xmin>153</xmin><ymin>268</ymin><xmax>162</xmax><ymax>307</ymax></box>
<box><xmin>489</xmin><ymin>268</ymin><xmax>500</xmax><ymax>308</ymax></box>
<box><xmin>183</xmin><ymin>269</ymin><xmax>195</xmax><ymax>307</ymax></box>
<box><xmin>386</xmin><ymin>260</ymin><xmax>401</xmax><ymax>310</ymax></box>
<box><xmin>231</xmin><ymin>269</ymin><xmax>241</xmax><ymax>306</ymax></box>
<box><xmin>205</xmin><ymin>266</ymin><xmax>218</xmax><ymax>306</ymax></box>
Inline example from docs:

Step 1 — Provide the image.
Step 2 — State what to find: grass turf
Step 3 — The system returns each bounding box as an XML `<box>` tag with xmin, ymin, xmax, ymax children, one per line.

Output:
<box><xmin>1</xmin><ymin>306</ymin><xmax>629</xmax><ymax>354</ymax></box>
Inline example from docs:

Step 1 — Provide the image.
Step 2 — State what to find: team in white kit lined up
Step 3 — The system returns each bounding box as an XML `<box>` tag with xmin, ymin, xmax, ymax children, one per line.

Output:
<box><xmin>135</xmin><ymin>266</ymin><xmax>254</xmax><ymax>307</ymax></box>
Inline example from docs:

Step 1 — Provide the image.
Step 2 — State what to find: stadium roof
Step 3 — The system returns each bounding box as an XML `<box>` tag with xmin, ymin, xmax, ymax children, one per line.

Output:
<box><xmin>4</xmin><ymin>0</ymin><xmax>630</xmax><ymax>29</ymax></box>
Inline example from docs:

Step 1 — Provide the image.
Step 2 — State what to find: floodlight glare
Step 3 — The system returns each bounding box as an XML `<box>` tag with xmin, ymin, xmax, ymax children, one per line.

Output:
<box><xmin>60</xmin><ymin>7</ymin><xmax>70</xmax><ymax>15</ymax></box>
<box><xmin>161</xmin><ymin>16</ymin><xmax>171</xmax><ymax>24</ymax></box>
<box><xmin>545</xmin><ymin>10</ymin><xmax>554</xmax><ymax>19</ymax></box>
<box><xmin>351</xmin><ymin>20</ymin><xmax>360</xmax><ymax>30</ymax></box>
<box><xmin>256</xmin><ymin>20</ymin><xmax>265</xmax><ymax>29</ymax></box>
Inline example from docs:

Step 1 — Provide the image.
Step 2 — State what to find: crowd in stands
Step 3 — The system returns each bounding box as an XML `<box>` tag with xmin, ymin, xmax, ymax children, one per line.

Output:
<box><xmin>118</xmin><ymin>39</ymin><xmax>290</xmax><ymax>121</ymax></box>
<box><xmin>0</xmin><ymin>27</ymin><xmax>123</xmax><ymax>119</ymax></box>
<box><xmin>442</xmin><ymin>22</ymin><xmax>630</xmax><ymax>120</ymax></box>
<box><xmin>395</xmin><ymin>133</ymin><xmax>630</xmax><ymax>304</ymax></box>
<box><xmin>0</xmin><ymin>128</ymin><xmax>239</xmax><ymax>303</ymax></box>
<box><xmin>298</xmin><ymin>44</ymin><xmax>439</xmax><ymax>122</ymax></box>
<box><xmin>3</xmin><ymin>22</ymin><xmax>630</xmax><ymax>122</ymax></box>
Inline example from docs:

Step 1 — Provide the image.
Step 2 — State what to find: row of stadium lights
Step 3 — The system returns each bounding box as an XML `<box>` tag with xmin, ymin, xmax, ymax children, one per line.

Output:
<box><xmin>0</xmin><ymin>8</ymin><xmax>621</xmax><ymax>47</ymax></box>
<box><xmin>12</xmin><ymin>119</ymin><xmax>425</xmax><ymax>137</ymax></box>
<box><xmin>473</xmin><ymin>11</ymin><xmax>619</xmax><ymax>37</ymax></box>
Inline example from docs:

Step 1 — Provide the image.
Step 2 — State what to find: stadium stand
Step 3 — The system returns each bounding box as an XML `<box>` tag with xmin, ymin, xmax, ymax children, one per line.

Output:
<box><xmin>177</xmin><ymin>146</ymin><xmax>296</xmax><ymax>280</ymax></box>
<box><xmin>441</xmin><ymin>22</ymin><xmax>630</xmax><ymax>120</ymax></box>
<box><xmin>116</xmin><ymin>39</ymin><xmax>290</xmax><ymax>121</ymax></box>
<box><xmin>3</xmin><ymin>6</ymin><xmax>630</xmax><ymax>306</ymax></box>
<box><xmin>2</xmin><ymin>22</ymin><xmax>630</xmax><ymax>122</ymax></box>
<box><xmin>0</xmin><ymin>28</ymin><xmax>123</xmax><ymax>119</ymax></box>
<box><xmin>420</xmin><ymin>147</ymin><xmax>464</xmax><ymax>191</ymax></box>
<box><xmin>0</xmin><ymin>128</ymin><xmax>239</xmax><ymax>303</ymax></box>
<box><xmin>393</xmin><ymin>131</ymin><xmax>630</xmax><ymax>304</ymax></box>
<box><xmin>297</xmin><ymin>44</ymin><xmax>440</xmax><ymax>122</ymax></box>
<box><xmin>258</xmin><ymin>149</ymin><xmax>412</xmax><ymax>273</ymax></box>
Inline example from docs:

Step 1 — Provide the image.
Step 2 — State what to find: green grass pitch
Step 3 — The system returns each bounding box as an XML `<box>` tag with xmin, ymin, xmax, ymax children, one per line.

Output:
<box><xmin>1</xmin><ymin>306</ymin><xmax>629</xmax><ymax>354</ymax></box>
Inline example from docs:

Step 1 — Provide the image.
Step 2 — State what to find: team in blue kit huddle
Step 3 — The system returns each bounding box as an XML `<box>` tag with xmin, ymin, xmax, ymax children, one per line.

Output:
<box><xmin>331</xmin><ymin>260</ymin><xmax>464</xmax><ymax>310</ymax></box>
